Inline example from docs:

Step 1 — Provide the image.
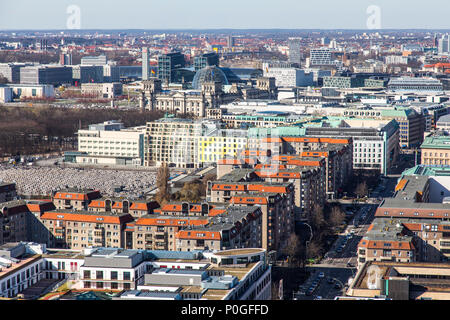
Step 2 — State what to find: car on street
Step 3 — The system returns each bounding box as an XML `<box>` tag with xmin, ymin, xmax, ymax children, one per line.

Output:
<box><xmin>327</xmin><ymin>277</ymin><xmax>334</xmax><ymax>284</ymax></box>
<box><xmin>318</xmin><ymin>272</ymin><xmax>325</xmax><ymax>278</ymax></box>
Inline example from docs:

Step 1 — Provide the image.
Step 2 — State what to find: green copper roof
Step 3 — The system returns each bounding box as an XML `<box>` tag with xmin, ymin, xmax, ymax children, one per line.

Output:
<box><xmin>380</xmin><ymin>108</ymin><xmax>413</xmax><ymax>118</ymax></box>
<box><xmin>401</xmin><ymin>165</ymin><xmax>450</xmax><ymax>177</ymax></box>
<box><xmin>420</xmin><ymin>136</ymin><xmax>450</xmax><ymax>149</ymax></box>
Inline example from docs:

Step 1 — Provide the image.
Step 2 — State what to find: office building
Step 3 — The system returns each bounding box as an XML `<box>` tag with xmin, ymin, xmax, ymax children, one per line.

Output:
<box><xmin>340</xmin><ymin>108</ymin><xmax>424</xmax><ymax>149</ymax></box>
<box><xmin>81</xmin><ymin>83</ymin><xmax>123</xmax><ymax>99</ymax></box>
<box><xmin>263</xmin><ymin>67</ymin><xmax>313</xmax><ymax>87</ymax></box>
<box><xmin>437</xmin><ymin>114</ymin><xmax>450</xmax><ymax>132</ymax></box>
<box><xmin>157</xmin><ymin>52</ymin><xmax>186</xmax><ymax>84</ymax></box>
<box><xmin>144</xmin><ymin>117</ymin><xmax>202</xmax><ymax>168</ymax></box>
<box><xmin>7</xmin><ymin>84</ymin><xmax>55</xmax><ymax>99</ymax></box>
<box><xmin>72</xmin><ymin>65</ymin><xmax>104</xmax><ymax>84</ymax></box>
<box><xmin>0</xmin><ymin>63</ymin><xmax>23</xmax><ymax>83</ymax></box>
<box><xmin>102</xmin><ymin>65</ymin><xmax>120</xmax><ymax>83</ymax></box>
<box><xmin>142</xmin><ymin>47</ymin><xmax>150</xmax><ymax>81</ymax></box>
<box><xmin>385</xmin><ymin>55</ymin><xmax>409</xmax><ymax>65</ymax></box>
<box><xmin>388</xmin><ymin>77</ymin><xmax>444</xmax><ymax>93</ymax></box>
<box><xmin>20</xmin><ymin>65</ymin><xmax>73</xmax><ymax>86</ymax></box>
<box><xmin>76</xmin><ymin>120</ymin><xmax>145</xmax><ymax>166</ymax></box>
<box><xmin>198</xmin><ymin>128</ymin><xmax>248</xmax><ymax>165</ymax></box>
<box><xmin>310</xmin><ymin>48</ymin><xmax>332</xmax><ymax>66</ymax></box>
<box><xmin>194</xmin><ymin>52</ymin><xmax>219</xmax><ymax>71</ymax></box>
<box><xmin>303</xmin><ymin>119</ymin><xmax>399</xmax><ymax>175</ymax></box>
<box><xmin>438</xmin><ymin>34</ymin><xmax>450</xmax><ymax>55</ymax></box>
<box><xmin>288</xmin><ymin>38</ymin><xmax>302</xmax><ymax>65</ymax></box>
<box><xmin>81</xmin><ymin>55</ymin><xmax>108</xmax><ymax>66</ymax></box>
<box><xmin>421</xmin><ymin>134</ymin><xmax>450</xmax><ymax>165</ymax></box>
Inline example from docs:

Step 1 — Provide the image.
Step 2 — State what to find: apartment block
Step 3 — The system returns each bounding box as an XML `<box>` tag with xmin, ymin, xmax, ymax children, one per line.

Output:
<box><xmin>0</xmin><ymin>201</ymin><xmax>29</xmax><ymax>246</ymax></box>
<box><xmin>357</xmin><ymin>218</ymin><xmax>416</xmax><ymax>269</ymax></box>
<box><xmin>0</xmin><ymin>183</ymin><xmax>18</xmax><ymax>203</ymax></box>
<box><xmin>51</xmin><ymin>188</ymin><xmax>102</xmax><ymax>211</ymax></box>
<box><xmin>175</xmin><ymin>206</ymin><xmax>263</xmax><ymax>252</ymax></box>
<box><xmin>87</xmin><ymin>198</ymin><xmax>159</xmax><ymax>218</ymax></box>
<box><xmin>39</xmin><ymin>210</ymin><xmax>134</xmax><ymax>249</ymax></box>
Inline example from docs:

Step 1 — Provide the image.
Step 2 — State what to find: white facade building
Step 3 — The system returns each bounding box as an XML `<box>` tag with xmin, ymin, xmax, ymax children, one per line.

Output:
<box><xmin>77</xmin><ymin>121</ymin><xmax>145</xmax><ymax>165</ymax></box>
<box><xmin>310</xmin><ymin>48</ymin><xmax>332</xmax><ymax>66</ymax></box>
<box><xmin>263</xmin><ymin>67</ymin><xmax>313</xmax><ymax>87</ymax></box>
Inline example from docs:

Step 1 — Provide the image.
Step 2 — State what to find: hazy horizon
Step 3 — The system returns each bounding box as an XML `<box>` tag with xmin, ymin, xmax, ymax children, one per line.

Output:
<box><xmin>0</xmin><ymin>0</ymin><xmax>449</xmax><ymax>31</ymax></box>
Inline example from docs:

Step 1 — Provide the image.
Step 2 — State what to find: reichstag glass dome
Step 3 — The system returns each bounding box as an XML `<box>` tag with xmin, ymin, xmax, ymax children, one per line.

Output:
<box><xmin>192</xmin><ymin>66</ymin><xmax>229</xmax><ymax>90</ymax></box>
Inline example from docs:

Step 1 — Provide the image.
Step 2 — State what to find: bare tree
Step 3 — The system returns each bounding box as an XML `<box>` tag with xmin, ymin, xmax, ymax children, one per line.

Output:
<box><xmin>306</xmin><ymin>240</ymin><xmax>322</xmax><ymax>260</ymax></box>
<box><xmin>329</xmin><ymin>206</ymin><xmax>345</xmax><ymax>228</ymax></box>
<box><xmin>355</xmin><ymin>181</ymin><xmax>368</xmax><ymax>198</ymax></box>
<box><xmin>309</xmin><ymin>204</ymin><xmax>326</xmax><ymax>232</ymax></box>
<box><xmin>283</xmin><ymin>233</ymin><xmax>305</xmax><ymax>267</ymax></box>
<box><xmin>154</xmin><ymin>162</ymin><xmax>171</xmax><ymax>205</ymax></box>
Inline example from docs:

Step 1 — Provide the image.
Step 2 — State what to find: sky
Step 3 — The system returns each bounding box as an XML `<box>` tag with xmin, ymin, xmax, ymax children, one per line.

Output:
<box><xmin>0</xmin><ymin>0</ymin><xmax>449</xmax><ymax>30</ymax></box>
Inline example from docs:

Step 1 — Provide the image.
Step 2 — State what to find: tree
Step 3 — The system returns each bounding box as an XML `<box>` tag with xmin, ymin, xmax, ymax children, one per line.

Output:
<box><xmin>329</xmin><ymin>206</ymin><xmax>345</xmax><ymax>228</ymax></box>
<box><xmin>306</xmin><ymin>240</ymin><xmax>322</xmax><ymax>260</ymax></box>
<box><xmin>309</xmin><ymin>204</ymin><xmax>326</xmax><ymax>232</ymax></box>
<box><xmin>355</xmin><ymin>181</ymin><xmax>368</xmax><ymax>198</ymax></box>
<box><xmin>200</xmin><ymin>173</ymin><xmax>217</xmax><ymax>197</ymax></box>
<box><xmin>154</xmin><ymin>162</ymin><xmax>171</xmax><ymax>205</ymax></box>
<box><xmin>173</xmin><ymin>181</ymin><xmax>202</xmax><ymax>202</ymax></box>
<box><xmin>283</xmin><ymin>233</ymin><xmax>305</xmax><ymax>267</ymax></box>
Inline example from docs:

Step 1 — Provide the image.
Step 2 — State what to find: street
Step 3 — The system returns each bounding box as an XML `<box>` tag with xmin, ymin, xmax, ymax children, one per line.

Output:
<box><xmin>293</xmin><ymin>176</ymin><xmax>398</xmax><ymax>300</ymax></box>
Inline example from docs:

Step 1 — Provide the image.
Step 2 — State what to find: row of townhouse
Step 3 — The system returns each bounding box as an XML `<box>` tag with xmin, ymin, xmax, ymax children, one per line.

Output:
<box><xmin>1</xmin><ymin>185</ymin><xmax>266</xmax><ymax>255</ymax></box>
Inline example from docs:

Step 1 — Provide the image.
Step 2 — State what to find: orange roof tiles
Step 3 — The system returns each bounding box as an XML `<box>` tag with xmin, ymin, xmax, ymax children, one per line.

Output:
<box><xmin>247</xmin><ymin>184</ymin><xmax>289</xmax><ymax>193</ymax></box>
<box><xmin>395</xmin><ymin>179</ymin><xmax>408</xmax><ymax>192</ymax></box>
<box><xmin>231</xmin><ymin>196</ymin><xmax>268</xmax><ymax>205</ymax></box>
<box><xmin>135</xmin><ymin>217</ymin><xmax>208</xmax><ymax>227</ymax></box>
<box><xmin>211</xmin><ymin>184</ymin><xmax>247</xmax><ymax>191</ymax></box>
<box><xmin>176</xmin><ymin>230</ymin><xmax>221</xmax><ymax>240</ymax></box>
<box><xmin>40</xmin><ymin>211</ymin><xmax>132</xmax><ymax>224</ymax></box>
<box><xmin>255</xmin><ymin>171</ymin><xmax>302</xmax><ymax>179</ymax></box>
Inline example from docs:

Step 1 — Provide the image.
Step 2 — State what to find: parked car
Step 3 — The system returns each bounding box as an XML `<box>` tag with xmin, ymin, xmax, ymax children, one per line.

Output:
<box><xmin>318</xmin><ymin>272</ymin><xmax>325</xmax><ymax>278</ymax></box>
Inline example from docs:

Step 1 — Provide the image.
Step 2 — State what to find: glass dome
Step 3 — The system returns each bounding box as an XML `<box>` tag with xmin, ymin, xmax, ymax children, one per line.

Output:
<box><xmin>192</xmin><ymin>66</ymin><xmax>229</xmax><ymax>90</ymax></box>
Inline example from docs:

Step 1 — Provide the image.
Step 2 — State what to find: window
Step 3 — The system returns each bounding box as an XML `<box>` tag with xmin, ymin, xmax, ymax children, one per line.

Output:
<box><xmin>111</xmin><ymin>271</ymin><xmax>118</xmax><ymax>280</ymax></box>
<box><xmin>123</xmin><ymin>272</ymin><xmax>131</xmax><ymax>281</ymax></box>
<box><xmin>96</xmin><ymin>271</ymin><xmax>103</xmax><ymax>279</ymax></box>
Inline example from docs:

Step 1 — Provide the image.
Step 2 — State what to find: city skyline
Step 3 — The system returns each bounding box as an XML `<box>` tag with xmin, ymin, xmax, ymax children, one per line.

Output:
<box><xmin>1</xmin><ymin>0</ymin><xmax>450</xmax><ymax>30</ymax></box>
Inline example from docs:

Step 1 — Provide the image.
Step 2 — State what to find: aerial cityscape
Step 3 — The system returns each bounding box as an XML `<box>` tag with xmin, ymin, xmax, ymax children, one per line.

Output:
<box><xmin>2</xmin><ymin>1</ymin><xmax>450</xmax><ymax>307</ymax></box>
